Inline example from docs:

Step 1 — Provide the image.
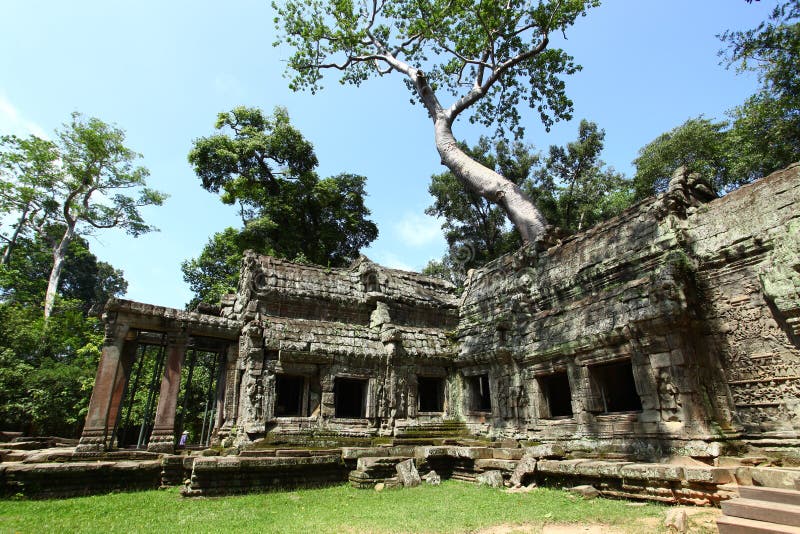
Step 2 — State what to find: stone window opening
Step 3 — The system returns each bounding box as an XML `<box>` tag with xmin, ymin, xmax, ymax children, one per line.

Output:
<box><xmin>274</xmin><ymin>374</ymin><xmax>306</xmax><ymax>417</ymax></box>
<box><xmin>587</xmin><ymin>359</ymin><xmax>643</xmax><ymax>414</ymax></box>
<box><xmin>467</xmin><ymin>374</ymin><xmax>492</xmax><ymax>413</ymax></box>
<box><xmin>537</xmin><ymin>371</ymin><xmax>573</xmax><ymax>418</ymax></box>
<box><xmin>334</xmin><ymin>377</ymin><xmax>368</xmax><ymax>418</ymax></box>
<box><xmin>418</xmin><ymin>376</ymin><xmax>445</xmax><ymax>413</ymax></box>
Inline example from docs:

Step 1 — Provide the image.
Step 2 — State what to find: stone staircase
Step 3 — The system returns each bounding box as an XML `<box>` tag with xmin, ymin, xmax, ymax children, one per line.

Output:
<box><xmin>718</xmin><ymin>486</ymin><xmax>800</xmax><ymax>533</ymax></box>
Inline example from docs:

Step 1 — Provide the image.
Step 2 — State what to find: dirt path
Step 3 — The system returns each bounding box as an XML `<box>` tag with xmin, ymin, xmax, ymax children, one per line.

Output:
<box><xmin>473</xmin><ymin>506</ymin><xmax>721</xmax><ymax>533</ymax></box>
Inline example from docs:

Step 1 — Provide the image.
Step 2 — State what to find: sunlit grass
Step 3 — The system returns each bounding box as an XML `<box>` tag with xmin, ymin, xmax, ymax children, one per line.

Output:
<box><xmin>0</xmin><ymin>481</ymin><xmax>668</xmax><ymax>534</ymax></box>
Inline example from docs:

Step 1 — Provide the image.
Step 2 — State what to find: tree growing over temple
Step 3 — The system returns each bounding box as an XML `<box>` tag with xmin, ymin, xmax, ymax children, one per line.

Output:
<box><xmin>0</xmin><ymin>114</ymin><xmax>165</xmax><ymax>319</ymax></box>
<box><xmin>272</xmin><ymin>0</ymin><xmax>599</xmax><ymax>244</ymax></box>
<box><xmin>184</xmin><ymin>106</ymin><xmax>378</xmax><ymax>307</ymax></box>
<box><xmin>423</xmin><ymin>120</ymin><xmax>631</xmax><ymax>287</ymax></box>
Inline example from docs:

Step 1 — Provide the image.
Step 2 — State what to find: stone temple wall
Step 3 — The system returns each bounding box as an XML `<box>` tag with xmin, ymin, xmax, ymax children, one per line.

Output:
<box><xmin>76</xmin><ymin>164</ymin><xmax>800</xmax><ymax>457</ymax></box>
<box><xmin>453</xmin><ymin>163</ymin><xmax>800</xmax><ymax>452</ymax></box>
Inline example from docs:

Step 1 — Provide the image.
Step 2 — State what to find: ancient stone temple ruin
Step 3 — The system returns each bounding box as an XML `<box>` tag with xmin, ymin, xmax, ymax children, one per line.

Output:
<box><xmin>76</xmin><ymin>163</ymin><xmax>800</xmax><ymax>460</ymax></box>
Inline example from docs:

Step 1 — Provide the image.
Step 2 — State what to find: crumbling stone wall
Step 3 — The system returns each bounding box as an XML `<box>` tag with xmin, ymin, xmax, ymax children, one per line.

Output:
<box><xmin>685</xmin><ymin>163</ymin><xmax>800</xmax><ymax>438</ymax></box>
<box><xmin>454</xmin><ymin>164</ymin><xmax>800</xmax><ymax>451</ymax></box>
<box><xmin>218</xmin><ymin>255</ymin><xmax>459</xmax><ymax>445</ymax></box>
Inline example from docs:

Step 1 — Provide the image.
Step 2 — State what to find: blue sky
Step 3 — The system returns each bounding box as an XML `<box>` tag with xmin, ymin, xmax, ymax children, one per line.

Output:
<box><xmin>1</xmin><ymin>0</ymin><xmax>770</xmax><ymax>309</ymax></box>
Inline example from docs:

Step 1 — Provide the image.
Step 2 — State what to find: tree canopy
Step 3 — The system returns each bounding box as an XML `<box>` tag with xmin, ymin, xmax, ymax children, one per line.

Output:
<box><xmin>273</xmin><ymin>0</ymin><xmax>599</xmax><ymax>243</ymax></box>
<box><xmin>0</xmin><ymin>113</ymin><xmax>166</xmax><ymax>318</ymax></box>
<box><xmin>634</xmin><ymin>1</ymin><xmax>800</xmax><ymax>197</ymax></box>
<box><xmin>185</xmin><ymin>106</ymin><xmax>378</xmax><ymax>307</ymax></box>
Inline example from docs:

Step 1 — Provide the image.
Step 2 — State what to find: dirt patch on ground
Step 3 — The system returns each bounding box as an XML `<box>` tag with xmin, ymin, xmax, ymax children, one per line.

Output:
<box><xmin>472</xmin><ymin>506</ymin><xmax>721</xmax><ymax>533</ymax></box>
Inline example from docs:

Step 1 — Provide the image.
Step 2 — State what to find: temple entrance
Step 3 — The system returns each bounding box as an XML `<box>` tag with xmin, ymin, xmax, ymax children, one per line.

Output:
<box><xmin>175</xmin><ymin>348</ymin><xmax>224</xmax><ymax>447</ymax></box>
<box><xmin>334</xmin><ymin>377</ymin><xmax>367</xmax><ymax>418</ymax></box>
<box><xmin>113</xmin><ymin>332</ymin><xmax>167</xmax><ymax>449</ymax></box>
<box><xmin>418</xmin><ymin>376</ymin><xmax>445</xmax><ymax>413</ymax></box>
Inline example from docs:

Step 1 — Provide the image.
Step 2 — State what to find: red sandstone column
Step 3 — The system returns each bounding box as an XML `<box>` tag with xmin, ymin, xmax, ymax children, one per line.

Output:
<box><xmin>105</xmin><ymin>339</ymin><xmax>138</xmax><ymax>446</ymax></box>
<box><xmin>147</xmin><ymin>331</ymin><xmax>188</xmax><ymax>453</ymax></box>
<box><xmin>76</xmin><ymin>320</ymin><xmax>131</xmax><ymax>452</ymax></box>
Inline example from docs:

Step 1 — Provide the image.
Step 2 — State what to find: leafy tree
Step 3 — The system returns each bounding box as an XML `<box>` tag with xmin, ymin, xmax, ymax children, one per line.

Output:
<box><xmin>181</xmin><ymin>228</ymin><xmax>242</xmax><ymax>309</ymax></box>
<box><xmin>632</xmin><ymin>117</ymin><xmax>730</xmax><ymax>199</ymax></box>
<box><xmin>534</xmin><ymin>119</ymin><xmax>631</xmax><ymax>231</ymax></box>
<box><xmin>634</xmin><ymin>2</ymin><xmax>800</xmax><ymax>197</ymax></box>
<box><xmin>424</xmin><ymin>124</ymin><xmax>631</xmax><ymax>287</ymax></box>
<box><xmin>0</xmin><ymin>229</ymin><xmax>127</xmax><ymax>314</ymax></box>
<box><xmin>185</xmin><ymin>106</ymin><xmax>378</xmax><ymax>306</ymax></box>
<box><xmin>273</xmin><ymin>0</ymin><xmax>599</xmax><ymax>243</ymax></box>
<box><xmin>0</xmin><ymin>135</ymin><xmax>60</xmax><ymax>265</ymax></box>
<box><xmin>720</xmin><ymin>0</ymin><xmax>800</xmax><ymax>182</ymax></box>
<box><xmin>0</xmin><ymin>300</ymin><xmax>103</xmax><ymax>436</ymax></box>
<box><xmin>2</xmin><ymin>114</ymin><xmax>166</xmax><ymax>318</ymax></box>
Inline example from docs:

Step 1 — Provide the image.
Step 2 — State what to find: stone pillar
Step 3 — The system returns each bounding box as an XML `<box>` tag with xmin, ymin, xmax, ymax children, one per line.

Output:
<box><xmin>76</xmin><ymin>319</ymin><xmax>131</xmax><ymax>452</ymax></box>
<box><xmin>147</xmin><ymin>331</ymin><xmax>188</xmax><ymax>453</ymax></box>
<box><xmin>106</xmin><ymin>338</ymin><xmax>138</xmax><ymax>446</ymax></box>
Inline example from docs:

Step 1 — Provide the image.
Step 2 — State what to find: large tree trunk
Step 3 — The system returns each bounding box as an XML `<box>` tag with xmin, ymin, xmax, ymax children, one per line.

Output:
<box><xmin>43</xmin><ymin>223</ymin><xmax>75</xmax><ymax>319</ymax></box>
<box><xmin>433</xmin><ymin>118</ymin><xmax>547</xmax><ymax>244</ymax></box>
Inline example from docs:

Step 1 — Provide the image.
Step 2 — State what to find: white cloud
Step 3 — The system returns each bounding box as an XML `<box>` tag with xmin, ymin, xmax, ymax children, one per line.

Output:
<box><xmin>394</xmin><ymin>212</ymin><xmax>443</xmax><ymax>248</ymax></box>
<box><xmin>375</xmin><ymin>251</ymin><xmax>415</xmax><ymax>272</ymax></box>
<box><xmin>0</xmin><ymin>94</ymin><xmax>48</xmax><ymax>139</ymax></box>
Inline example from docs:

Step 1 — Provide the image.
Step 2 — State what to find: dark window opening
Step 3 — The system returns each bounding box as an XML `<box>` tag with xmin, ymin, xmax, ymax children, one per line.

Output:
<box><xmin>418</xmin><ymin>377</ymin><xmax>444</xmax><ymax>412</ymax></box>
<box><xmin>467</xmin><ymin>374</ymin><xmax>492</xmax><ymax>412</ymax></box>
<box><xmin>334</xmin><ymin>377</ymin><xmax>368</xmax><ymax>418</ymax></box>
<box><xmin>537</xmin><ymin>372</ymin><xmax>573</xmax><ymax>418</ymax></box>
<box><xmin>275</xmin><ymin>375</ymin><xmax>305</xmax><ymax>417</ymax></box>
<box><xmin>589</xmin><ymin>360</ymin><xmax>642</xmax><ymax>413</ymax></box>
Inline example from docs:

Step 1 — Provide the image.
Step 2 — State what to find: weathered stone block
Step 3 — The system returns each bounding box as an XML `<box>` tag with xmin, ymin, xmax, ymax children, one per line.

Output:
<box><xmin>396</xmin><ymin>459</ymin><xmax>421</xmax><ymax>488</ymax></box>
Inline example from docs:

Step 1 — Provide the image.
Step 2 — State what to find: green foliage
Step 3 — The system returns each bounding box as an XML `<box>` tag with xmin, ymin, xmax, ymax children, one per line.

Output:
<box><xmin>0</xmin><ymin>229</ymin><xmax>127</xmax><ymax>314</ymax></box>
<box><xmin>185</xmin><ymin>107</ymin><xmax>378</xmax><ymax>306</ymax></box>
<box><xmin>634</xmin><ymin>2</ymin><xmax>800</xmax><ymax>197</ymax></box>
<box><xmin>425</xmin><ymin>125</ymin><xmax>633</xmax><ymax>286</ymax></box>
<box><xmin>0</xmin><ymin>300</ymin><xmax>103</xmax><ymax>436</ymax></box>
<box><xmin>273</xmin><ymin>0</ymin><xmax>599</xmax><ymax>138</ymax></box>
<box><xmin>181</xmin><ymin>228</ymin><xmax>243</xmax><ymax>310</ymax></box>
<box><xmin>0</xmin><ymin>134</ymin><xmax>61</xmax><ymax>264</ymax></box>
<box><xmin>0</xmin><ymin>482</ymin><xmax>668</xmax><ymax>533</ymax></box>
<box><xmin>55</xmin><ymin>113</ymin><xmax>167</xmax><ymax>238</ymax></box>
<box><xmin>533</xmin><ymin>119</ymin><xmax>632</xmax><ymax>231</ymax></box>
<box><xmin>632</xmin><ymin>117</ymin><xmax>730</xmax><ymax>199</ymax></box>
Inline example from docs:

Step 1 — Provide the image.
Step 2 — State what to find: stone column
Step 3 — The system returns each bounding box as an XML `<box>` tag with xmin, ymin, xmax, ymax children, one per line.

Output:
<box><xmin>147</xmin><ymin>331</ymin><xmax>188</xmax><ymax>453</ymax></box>
<box><xmin>76</xmin><ymin>318</ymin><xmax>131</xmax><ymax>452</ymax></box>
<box><xmin>106</xmin><ymin>338</ymin><xmax>139</xmax><ymax>445</ymax></box>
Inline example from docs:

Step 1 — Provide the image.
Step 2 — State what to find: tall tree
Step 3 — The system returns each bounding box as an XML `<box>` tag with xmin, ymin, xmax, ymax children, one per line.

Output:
<box><xmin>273</xmin><ymin>0</ymin><xmax>599</xmax><ymax>243</ymax></box>
<box><xmin>0</xmin><ymin>135</ymin><xmax>60</xmax><ymax>266</ymax></box>
<box><xmin>185</xmin><ymin>106</ymin><xmax>378</xmax><ymax>306</ymax></box>
<box><xmin>534</xmin><ymin>119</ymin><xmax>630</xmax><ymax>231</ymax></box>
<box><xmin>34</xmin><ymin>113</ymin><xmax>165</xmax><ymax>318</ymax></box>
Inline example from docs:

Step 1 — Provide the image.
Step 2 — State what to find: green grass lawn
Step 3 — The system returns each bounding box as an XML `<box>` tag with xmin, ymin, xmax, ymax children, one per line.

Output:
<box><xmin>0</xmin><ymin>481</ymin><xmax>670</xmax><ymax>534</ymax></box>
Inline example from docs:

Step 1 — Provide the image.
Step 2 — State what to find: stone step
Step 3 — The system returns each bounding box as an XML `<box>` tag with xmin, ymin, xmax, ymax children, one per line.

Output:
<box><xmin>740</xmin><ymin>486</ymin><xmax>800</xmax><ymax>507</ymax></box>
<box><xmin>717</xmin><ymin>515</ymin><xmax>800</xmax><ymax>534</ymax></box>
<box><xmin>722</xmin><ymin>499</ymin><xmax>800</xmax><ymax>527</ymax></box>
